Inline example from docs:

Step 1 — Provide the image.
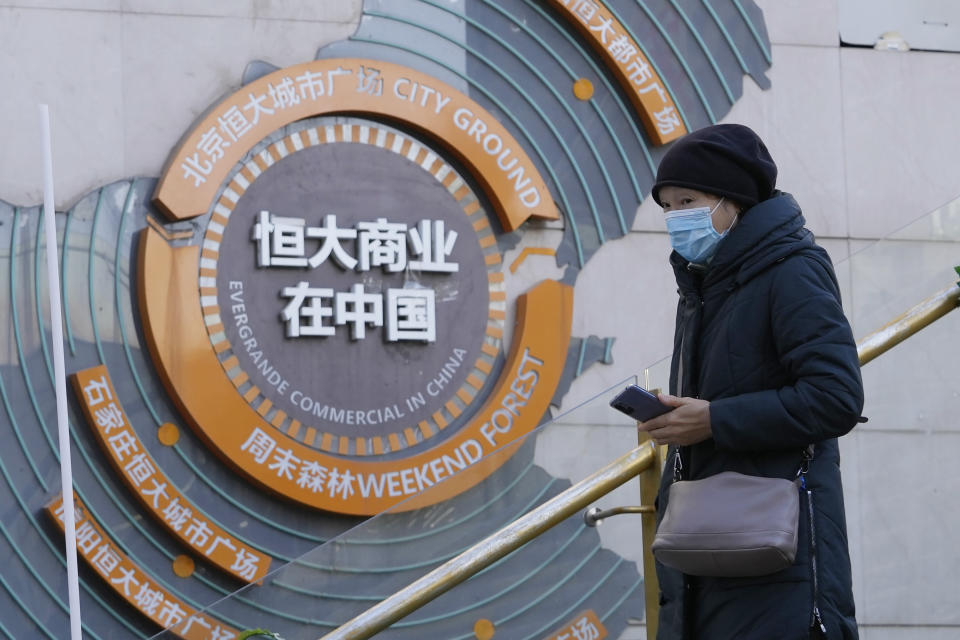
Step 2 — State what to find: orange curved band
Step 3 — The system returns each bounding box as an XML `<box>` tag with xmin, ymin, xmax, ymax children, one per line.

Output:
<box><xmin>152</xmin><ymin>58</ymin><xmax>559</xmax><ymax>231</ymax></box>
<box><xmin>138</xmin><ymin>227</ymin><xmax>572</xmax><ymax>515</ymax></box>
<box><xmin>71</xmin><ymin>365</ymin><xmax>271</xmax><ymax>583</ymax></box>
<box><xmin>546</xmin><ymin>0</ymin><xmax>687</xmax><ymax>144</ymax></box>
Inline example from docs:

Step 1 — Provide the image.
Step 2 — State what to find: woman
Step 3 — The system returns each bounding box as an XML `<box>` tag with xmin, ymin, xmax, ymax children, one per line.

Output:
<box><xmin>638</xmin><ymin>124</ymin><xmax>864</xmax><ymax>639</ymax></box>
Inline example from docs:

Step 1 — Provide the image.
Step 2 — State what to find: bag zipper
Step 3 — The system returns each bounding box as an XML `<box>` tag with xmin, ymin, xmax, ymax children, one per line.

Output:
<box><xmin>807</xmin><ymin>488</ymin><xmax>827</xmax><ymax>634</ymax></box>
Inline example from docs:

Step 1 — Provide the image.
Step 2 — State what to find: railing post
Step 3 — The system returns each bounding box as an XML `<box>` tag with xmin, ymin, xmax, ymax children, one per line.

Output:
<box><xmin>637</xmin><ymin>431</ymin><xmax>666</xmax><ymax>640</ymax></box>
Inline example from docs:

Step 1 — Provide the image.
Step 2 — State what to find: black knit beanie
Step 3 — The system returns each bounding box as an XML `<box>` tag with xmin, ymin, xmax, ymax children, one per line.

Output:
<box><xmin>651</xmin><ymin>124</ymin><xmax>777</xmax><ymax>208</ymax></box>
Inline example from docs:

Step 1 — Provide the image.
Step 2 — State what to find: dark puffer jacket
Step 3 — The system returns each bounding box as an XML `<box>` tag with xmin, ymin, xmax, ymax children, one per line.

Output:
<box><xmin>656</xmin><ymin>192</ymin><xmax>864</xmax><ymax>640</ymax></box>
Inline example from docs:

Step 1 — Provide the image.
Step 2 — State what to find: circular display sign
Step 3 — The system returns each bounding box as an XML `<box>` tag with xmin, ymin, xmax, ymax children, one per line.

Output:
<box><xmin>202</xmin><ymin>118</ymin><xmax>504</xmax><ymax>456</ymax></box>
<box><xmin>141</xmin><ymin>59</ymin><xmax>572</xmax><ymax>514</ymax></box>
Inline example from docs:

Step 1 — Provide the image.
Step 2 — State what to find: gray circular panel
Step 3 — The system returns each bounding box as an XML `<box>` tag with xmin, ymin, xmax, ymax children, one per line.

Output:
<box><xmin>203</xmin><ymin>118</ymin><xmax>504</xmax><ymax>453</ymax></box>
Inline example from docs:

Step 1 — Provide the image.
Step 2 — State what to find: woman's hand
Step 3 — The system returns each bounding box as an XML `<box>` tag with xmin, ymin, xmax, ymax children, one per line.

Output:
<box><xmin>637</xmin><ymin>394</ymin><xmax>712</xmax><ymax>446</ymax></box>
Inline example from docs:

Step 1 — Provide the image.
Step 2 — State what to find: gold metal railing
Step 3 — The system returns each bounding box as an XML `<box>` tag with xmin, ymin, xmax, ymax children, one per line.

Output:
<box><xmin>318</xmin><ymin>442</ymin><xmax>658</xmax><ymax>640</ymax></box>
<box><xmin>319</xmin><ymin>275</ymin><xmax>959</xmax><ymax>640</ymax></box>
<box><xmin>856</xmin><ymin>284</ymin><xmax>960</xmax><ymax>366</ymax></box>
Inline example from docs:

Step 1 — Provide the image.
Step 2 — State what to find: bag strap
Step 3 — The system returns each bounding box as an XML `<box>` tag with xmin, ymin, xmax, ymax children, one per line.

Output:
<box><xmin>672</xmin><ymin>443</ymin><xmax>816</xmax><ymax>484</ymax></box>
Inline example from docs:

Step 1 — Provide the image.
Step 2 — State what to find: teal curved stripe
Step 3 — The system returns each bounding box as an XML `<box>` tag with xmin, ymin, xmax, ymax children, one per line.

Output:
<box><xmin>269</xmin><ymin>585</ymin><xmax>378</xmax><ymax>603</ymax></box>
<box><xmin>497</xmin><ymin>545</ymin><xmax>601</xmax><ymax>627</ymax></box>
<box><xmin>87</xmin><ymin>188</ymin><xmax>107</xmax><ymax>365</ymax></box>
<box><xmin>519</xmin><ymin>556</ymin><xmax>624</xmax><ymax>640</ymax></box>
<box><xmin>668</xmin><ymin>0</ymin><xmax>735</xmax><ymax>103</ymax></box>
<box><xmin>0</xmin><ymin>520</ymin><xmax>58</xmax><ymax>639</ymax></box>
<box><xmin>410</xmin><ymin>0</ymin><xmax>617</xmax><ymax>241</ymax></box>
<box><xmin>522</xmin><ymin>0</ymin><xmax>657</xmax><ymax>180</ymax></box>
<box><xmin>0</xmin><ymin>473</ymin><xmax>110</xmax><ymax>639</ymax></box>
<box><xmin>112</xmin><ymin>181</ymin><xmax>163</xmax><ymax>426</ymax></box>
<box><xmin>0</xmin><ymin>377</ymin><xmax>146</xmax><ymax>637</ymax></box>
<box><xmin>60</xmin><ymin>209</ymin><xmax>77</xmax><ymax>356</ymax></box>
<box><xmin>732</xmin><ymin>0</ymin><xmax>772</xmax><ymax>64</ymax></box>
<box><xmin>702</xmin><ymin>0</ymin><xmax>750</xmax><ymax>74</ymax></box>
<box><xmin>625</xmin><ymin>0</ymin><xmax>716</xmax><ymax>123</ymax></box>
<box><xmin>280</xmin><ymin>520</ymin><xmax>583</xmax><ymax>627</ymax></box>
<box><xmin>9</xmin><ymin>208</ymin><xmax>52</xmax><ymax>492</ymax></box>
<box><xmin>233</xmin><ymin>476</ymin><xmax>562</xmax><ymax>629</ymax></box>
<box><xmin>601</xmin><ymin>574</ymin><xmax>642</xmax><ymax>621</ymax></box>
<box><xmin>272</xmin><ymin>457</ymin><xmax>542</xmax><ymax>599</ymax></box>
<box><xmin>392</xmin><ymin>521</ymin><xmax>589</xmax><ymax>626</ymax></box>
<box><xmin>605</xmin><ymin>1</ymin><xmax>695</xmax><ymax>130</ymax></box>
<box><xmin>172</xmin><ymin>447</ymin><xmax>327</xmax><ymax>543</ymax></box>
<box><xmin>353</xmin><ymin>30</ymin><xmax>587</xmax><ymax>265</ymax></box>
<box><xmin>33</xmin><ymin>213</ymin><xmax>51</xmax><ymax>367</ymax></box>
<box><xmin>479</xmin><ymin>0</ymin><xmax>637</xmax><ymax>228</ymax></box>
<box><xmin>257</xmin><ymin>478</ymin><xmax>564</xmax><ymax>628</ymax></box>
<box><xmin>290</xmin><ymin>476</ymin><xmax>557</xmax><ymax>577</ymax></box>
<box><xmin>1</xmin><ymin>314</ymin><xmax>48</xmax><ymax>488</ymax></box>
<box><xmin>0</xmin><ymin>614</ymin><xmax>16</xmax><ymax>640</ymax></box>
<box><xmin>18</xmin><ymin>488</ymin><xmax>149</xmax><ymax>637</ymax></box>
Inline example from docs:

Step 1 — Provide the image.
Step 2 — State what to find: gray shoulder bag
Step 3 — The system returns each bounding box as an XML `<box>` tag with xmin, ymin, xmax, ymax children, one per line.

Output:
<box><xmin>650</xmin><ymin>446</ymin><xmax>811</xmax><ymax>577</ymax></box>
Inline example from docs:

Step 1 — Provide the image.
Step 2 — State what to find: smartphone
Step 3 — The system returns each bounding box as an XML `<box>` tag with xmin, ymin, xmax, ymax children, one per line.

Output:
<box><xmin>609</xmin><ymin>384</ymin><xmax>673</xmax><ymax>422</ymax></box>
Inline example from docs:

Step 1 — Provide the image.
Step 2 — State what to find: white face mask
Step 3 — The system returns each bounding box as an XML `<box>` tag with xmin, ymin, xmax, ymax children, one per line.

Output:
<box><xmin>665</xmin><ymin>198</ymin><xmax>728</xmax><ymax>264</ymax></box>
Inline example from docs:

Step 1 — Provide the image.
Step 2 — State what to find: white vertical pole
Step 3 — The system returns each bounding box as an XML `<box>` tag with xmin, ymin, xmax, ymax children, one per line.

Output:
<box><xmin>39</xmin><ymin>104</ymin><xmax>83</xmax><ymax>640</ymax></box>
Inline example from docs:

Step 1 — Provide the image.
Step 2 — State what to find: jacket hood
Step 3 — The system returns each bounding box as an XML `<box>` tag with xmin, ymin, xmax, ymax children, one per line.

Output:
<box><xmin>671</xmin><ymin>192</ymin><xmax>824</xmax><ymax>290</ymax></box>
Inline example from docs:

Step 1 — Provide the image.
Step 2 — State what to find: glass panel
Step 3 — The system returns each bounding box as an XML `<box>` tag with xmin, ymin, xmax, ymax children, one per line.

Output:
<box><xmin>836</xmin><ymin>198</ymin><xmax>960</xmax><ymax>623</ymax></box>
<box><xmin>150</xmin><ymin>376</ymin><xmax>659</xmax><ymax>640</ymax></box>
<box><xmin>839</xmin><ymin>196</ymin><xmax>960</xmax><ymax>340</ymax></box>
<box><xmin>837</xmin><ymin>195</ymin><xmax>960</xmax><ymax>433</ymax></box>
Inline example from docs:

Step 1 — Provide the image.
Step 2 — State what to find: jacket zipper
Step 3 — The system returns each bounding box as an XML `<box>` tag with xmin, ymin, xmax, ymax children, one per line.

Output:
<box><xmin>676</xmin><ymin>330</ymin><xmax>684</xmax><ymax>399</ymax></box>
<box><xmin>674</xmin><ymin>311</ymin><xmax>688</xmax><ymax>482</ymax></box>
<box><xmin>807</xmin><ymin>489</ymin><xmax>827</xmax><ymax>634</ymax></box>
<box><xmin>672</xmin><ymin>294</ymin><xmax>702</xmax><ymax>484</ymax></box>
